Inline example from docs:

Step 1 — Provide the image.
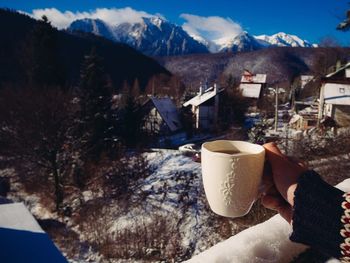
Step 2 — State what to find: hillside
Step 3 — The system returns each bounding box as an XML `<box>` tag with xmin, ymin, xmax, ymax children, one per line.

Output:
<box><xmin>157</xmin><ymin>47</ymin><xmax>350</xmax><ymax>89</ymax></box>
<box><xmin>0</xmin><ymin>9</ymin><xmax>171</xmax><ymax>90</ymax></box>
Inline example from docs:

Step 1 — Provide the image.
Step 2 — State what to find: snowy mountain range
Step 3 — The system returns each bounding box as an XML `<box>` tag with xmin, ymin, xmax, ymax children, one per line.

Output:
<box><xmin>67</xmin><ymin>16</ymin><xmax>317</xmax><ymax>56</ymax></box>
<box><xmin>68</xmin><ymin>17</ymin><xmax>208</xmax><ymax>56</ymax></box>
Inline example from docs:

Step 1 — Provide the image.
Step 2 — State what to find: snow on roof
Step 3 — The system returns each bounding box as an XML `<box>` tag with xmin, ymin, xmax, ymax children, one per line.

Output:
<box><xmin>239</xmin><ymin>83</ymin><xmax>262</xmax><ymax>98</ymax></box>
<box><xmin>183</xmin><ymin>87</ymin><xmax>222</xmax><ymax>107</ymax></box>
<box><xmin>187</xmin><ymin>178</ymin><xmax>350</xmax><ymax>263</ymax></box>
<box><xmin>0</xmin><ymin>203</ymin><xmax>67</xmax><ymax>263</ymax></box>
<box><xmin>326</xmin><ymin>61</ymin><xmax>350</xmax><ymax>78</ymax></box>
<box><xmin>298</xmin><ymin>106</ymin><xmax>318</xmax><ymax>116</ymax></box>
<box><xmin>289</xmin><ymin>114</ymin><xmax>301</xmax><ymax>124</ymax></box>
<box><xmin>300</xmin><ymin>75</ymin><xmax>314</xmax><ymax>89</ymax></box>
<box><xmin>241</xmin><ymin>74</ymin><xmax>267</xmax><ymax>83</ymax></box>
<box><xmin>150</xmin><ymin>97</ymin><xmax>182</xmax><ymax>132</ymax></box>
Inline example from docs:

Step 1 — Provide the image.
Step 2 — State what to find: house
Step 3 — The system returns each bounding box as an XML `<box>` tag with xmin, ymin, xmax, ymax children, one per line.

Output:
<box><xmin>319</xmin><ymin>62</ymin><xmax>350</xmax><ymax>127</ymax></box>
<box><xmin>239</xmin><ymin>70</ymin><xmax>267</xmax><ymax>98</ymax></box>
<box><xmin>290</xmin><ymin>104</ymin><xmax>319</xmax><ymax>131</ymax></box>
<box><xmin>300</xmin><ymin>75</ymin><xmax>314</xmax><ymax>90</ymax></box>
<box><xmin>142</xmin><ymin>96</ymin><xmax>185</xmax><ymax>146</ymax></box>
<box><xmin>239</xmin><ymin>70</ymin><xmax>267</xmax><ymax>109</ymax></box>
<box><xmin>183</xmin><ymin>82</ymin><xmax>223</xmax><ymax>131</ymax></box>
<box><xmin>289</xmin><ymin>98</ymin><xmax>319</xmax><ymax>130</ymax></box>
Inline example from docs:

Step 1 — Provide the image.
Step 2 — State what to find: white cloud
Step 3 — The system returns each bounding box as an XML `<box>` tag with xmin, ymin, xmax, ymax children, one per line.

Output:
<box><xmin>180</xmin><ymin>13</ymin><xmax>243</xmax><ymax>42</ymax></box>
<box><xmin>28</xmin><ymin>7</ymin><xmax>155</xmax><ymax>29</ymax></box>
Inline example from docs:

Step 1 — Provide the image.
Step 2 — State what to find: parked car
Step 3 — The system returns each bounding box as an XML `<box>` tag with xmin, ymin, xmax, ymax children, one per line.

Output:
<box><xmin>178</xmin><ymin>143</ymin><xmax>200</xmax><ymax>153</ymax></box>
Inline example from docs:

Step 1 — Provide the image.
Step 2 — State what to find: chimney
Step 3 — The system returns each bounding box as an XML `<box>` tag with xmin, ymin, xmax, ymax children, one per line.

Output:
<box><xmin>199</xmin><ymin>82</ymin><xmax>203</xmax><ymax>95</ymax></box>
<box><xmin>336</xmin><ymin>60</ymin><xmax>342</xmax><ymax>70</ymax></box>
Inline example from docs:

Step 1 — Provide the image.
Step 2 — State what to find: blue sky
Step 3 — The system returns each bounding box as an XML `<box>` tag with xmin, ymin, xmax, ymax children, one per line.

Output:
<box><xmin>0</xmin><ymin>0</ymin><xmax>349</xmax><ymax>45</ymax></box>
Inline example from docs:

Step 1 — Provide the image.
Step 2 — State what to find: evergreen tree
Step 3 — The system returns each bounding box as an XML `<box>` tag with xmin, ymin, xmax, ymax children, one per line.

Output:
<box><xmin>131</xmin><ymin>78</ymin><xmax>141</xmax><ymax>98</ymax></box>
<box><xmin>23</xmin><ymin>15</ymin><xmax>65</xmax><ymax>87</ymax></box>
<box><xmin>78</xmin><ymin>48</ymin><xmax>116</xmax><ymax>159</ymax></box>
<box><xmin>120</xmin><ymin>79</ymin><xmax>145</xmax><ymax>147</ymax></box>
<box><xmin>218</xmin><ymin>76</ymin><xmax>249</xmax><ymax>129</ymax></box>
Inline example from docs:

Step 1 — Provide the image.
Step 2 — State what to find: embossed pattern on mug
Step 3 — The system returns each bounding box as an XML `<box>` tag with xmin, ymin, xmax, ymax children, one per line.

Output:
<box><xmin>221</xmin><ymin>157</ymin><xmax>239</xmax><ymax>206</ymax></box>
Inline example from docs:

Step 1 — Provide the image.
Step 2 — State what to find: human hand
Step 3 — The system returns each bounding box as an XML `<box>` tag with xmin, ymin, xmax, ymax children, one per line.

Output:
<box><xmin>261</xmin><ymin>142</ymin><xmax>308</xmax><ymax>222</ymax></box>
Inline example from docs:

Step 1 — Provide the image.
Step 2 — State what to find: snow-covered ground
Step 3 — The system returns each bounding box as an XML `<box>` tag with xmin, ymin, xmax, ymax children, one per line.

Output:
<box><xmin>109</xmin><ymin>149</ymin><xmax>222</xmax><ymax>256</ymax></box>
<box><xmin>2</xmin><ymin>147</ymin><xmax>349</xmax><ymax>262</ymax></box>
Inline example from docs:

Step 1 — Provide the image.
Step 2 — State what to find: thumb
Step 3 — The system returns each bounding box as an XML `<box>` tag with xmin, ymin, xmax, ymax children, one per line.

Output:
<box><xmin>263</xmin><ymin>142</ymin><xmax>287</xmax><ymax>167</ymax></box>
<box><xmin>263</xmin><ymin>142</ymin><xmax>306</xmax><ymax>206</ymax></box>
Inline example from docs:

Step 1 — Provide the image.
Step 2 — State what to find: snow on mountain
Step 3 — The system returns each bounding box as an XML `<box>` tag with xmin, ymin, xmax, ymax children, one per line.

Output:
<box><xmin>68</xmin><ymin>18</ymin><xmax>112</xmax><ymax>39</ymax></box>
<box><xmin>68</xmin><ymin>17</ymin><xmax>316</xmax><ymax>56</ymax></box>
<box><xmin>255</xmin><ymin>32</ymin><xmax>316</xmax><ymax>48</ymax></box>
<box><xmin>185</xmin><ymin>31</ymin><xmax>264</xmax><ymax>53</ymax></box>
<box><xmin>183</xmin><ymin>31</ymin><xmax>315</xmax><ymax>54</ymax></box>
<box><xmin>217</xmin><ymin>31</ymin><xmax>264</xmax><ymax>52</ymax></box>
<box><xmin>68</xmin><ymin>17</ymin><xmax>209</xmax><ymax>56</ymax></box>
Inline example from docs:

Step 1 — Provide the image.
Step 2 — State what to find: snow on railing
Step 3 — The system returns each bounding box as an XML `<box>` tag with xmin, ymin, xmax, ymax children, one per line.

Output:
<box><xmin>186</xmin><ymin>179</ymin><xmax>350</xmax><ymax>263</ymax></box>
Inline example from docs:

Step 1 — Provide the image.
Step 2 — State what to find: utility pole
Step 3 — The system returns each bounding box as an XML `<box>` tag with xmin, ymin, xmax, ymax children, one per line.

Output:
<box><xmin>275</xmin><ymin>86</ymin><xmax>279</xmax><ymax>132</ymax></box>
<box><xmin>268</xmin><ymin>86</ymin><xmax>284</xmax><ymax>133</ymax></box>
<box><xmin>317</xmin><ymin>82</ymin><xmax>325</xmax><ymax>128</ymax></box>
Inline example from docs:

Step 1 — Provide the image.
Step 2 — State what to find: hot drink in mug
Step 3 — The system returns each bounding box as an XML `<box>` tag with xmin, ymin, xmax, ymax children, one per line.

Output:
<box><xmin>201</xmin><ymin>140</ymin><xmax>265</xmax><ymax>217</ymax></box>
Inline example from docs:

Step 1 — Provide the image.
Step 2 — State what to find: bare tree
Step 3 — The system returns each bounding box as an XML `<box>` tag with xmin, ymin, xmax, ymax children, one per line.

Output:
<box><xmin>319</xmin><ymin>36</ymin><xmax>341</xmax><ymax>47</ymax></box>
<box><xmin>0</xmin><ymin>86</ymin><xmax>76</xmax><ymax>210</ymax></box>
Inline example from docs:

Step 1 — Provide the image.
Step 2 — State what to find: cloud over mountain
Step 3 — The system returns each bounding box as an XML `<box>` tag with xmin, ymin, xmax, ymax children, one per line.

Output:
<box><xmin>28</xmin><ymin>7</ymin><xmax>155</xmax><ymax>29</ymax></box>
<box><xmin>180</xmin><ymin>14</ymin><xmax>243</xmax><ymax>43</ymax></box>
<box><xmin>25</xmin><ymin>7</ymin><xmax>316</xmax><ymax>56</ymax></box>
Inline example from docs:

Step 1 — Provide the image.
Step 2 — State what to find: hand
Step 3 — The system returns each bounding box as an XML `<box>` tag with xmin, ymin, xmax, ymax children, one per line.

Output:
<box><xmin>261</xmin><ymin>143</ymin><xmax>308</xmax><ymax>222</ymax></box>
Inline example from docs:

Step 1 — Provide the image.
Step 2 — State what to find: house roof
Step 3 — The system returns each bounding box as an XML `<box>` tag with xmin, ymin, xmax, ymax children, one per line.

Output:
<box><xmin>0</xmin><ymin>203</ymin><xmax>67</xmax><ymax>263</ymax></box>
<box><xmin>300</xmin><ymin>75</ymin><xmax>314</xmax><ymax>89</ymax></box>
<box><xmin>183</xmin><ymin>86</ymin><xmax>223</xmax><ymax>107</ymax></box>
<box><xmin>239</xmin><ymin>83</ymin><xmax>262</xmax><ymax>98</ymax></box>
<box><xmin>289</xmin><ymin>114</ymin><xmax>301</xmax><ymax>124</ymax></box>
<box><xmin>326</xmin><ymin>62</ymin><xmax>350</xmax><ymax>79</ymax></box>
<box><xmin>149</xmin><ymin>97</ymin><xmax>182</xmax><ymax>132</ymax></box>
<box><xmin>241</xmin><ymin>74</ymin><xmax>267</xmax><ymax>83</ymax></box>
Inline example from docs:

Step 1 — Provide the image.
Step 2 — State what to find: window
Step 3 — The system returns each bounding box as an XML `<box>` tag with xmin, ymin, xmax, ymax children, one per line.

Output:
<box><xmin>339</xmin><ymin>87</ymin><xmax>345</xmax><ymax>93</ymax></box>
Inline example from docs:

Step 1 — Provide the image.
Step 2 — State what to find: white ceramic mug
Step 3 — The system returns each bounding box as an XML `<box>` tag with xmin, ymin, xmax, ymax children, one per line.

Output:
<box><xmin>201</xmin><ymin>140</ymin><xmax>265</xmax><ymax>218</ymax></box>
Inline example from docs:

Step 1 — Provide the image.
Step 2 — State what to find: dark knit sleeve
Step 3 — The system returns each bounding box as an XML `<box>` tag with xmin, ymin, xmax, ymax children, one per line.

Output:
<box><xmin>290</xmin><ymin>170</ymin><xmax>347</xmax><ymax>260</ymax></box>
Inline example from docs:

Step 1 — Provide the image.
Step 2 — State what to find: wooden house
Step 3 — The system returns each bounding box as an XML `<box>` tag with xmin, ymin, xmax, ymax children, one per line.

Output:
<box><xmin>142</xmin><ymin>96</ymin><xmax>185</xmax><ymax>146</ymax></box>
<box><xmin>183</xmin><ymin>83</ymin><xmax>223</xmax><ymax>131</ymax></box>
<box><xmin>239</xmin><ymin>70</ymin><xmax>267</xmax><ymax>109</ymax></box>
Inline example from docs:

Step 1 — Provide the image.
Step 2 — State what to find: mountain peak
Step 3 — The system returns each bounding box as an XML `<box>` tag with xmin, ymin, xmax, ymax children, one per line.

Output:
<box><xmin>145</xmin><ymin>16</ymin><xmax>167</xmax><ymax>28</ymax></box>
<box><xmin>255</xmin><ymin>32</ymin><xmax>315</xmax><ymax>47</ymax></box>
<box><xmin>212</xmin><ymin>31</ymin><xmax>263</xmax><ymax>52</ymax></box>
<box><xmin>68</xmin><ymin>16</ymin><xmax>208</xmax><ymax>56</ymax></box>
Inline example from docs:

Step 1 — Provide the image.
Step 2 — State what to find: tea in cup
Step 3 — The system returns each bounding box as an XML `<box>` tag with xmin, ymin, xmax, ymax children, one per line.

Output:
<box><xmin>201</xmin><ymin>140</ymin><xmax>265</xmax><ymax>217</ymax></box>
